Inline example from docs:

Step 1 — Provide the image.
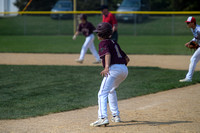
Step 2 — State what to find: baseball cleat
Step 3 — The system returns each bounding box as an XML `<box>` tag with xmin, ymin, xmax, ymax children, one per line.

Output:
<box><xmin>75</xmin><ymin>59</ymin><xmax>83</xmax><ymax>64</ymax></box>
<box><xmin>179</xmin><ymin>78</ymin><xmax>192</xmax><ymax>82</ymax></box>
<box><xmin>93</xmin><ymin>60</ymin><xmax>101</xmax><ymax>64</ymax></box>
<box><xmin>90</xmin><ymin>118</ymin><xmax>109</xmax><ymax>127</ymax></box>
<box><xmin>111</xmin><ymin>116</ymin><xmax>121</xmax><ymax>123</ymax></box>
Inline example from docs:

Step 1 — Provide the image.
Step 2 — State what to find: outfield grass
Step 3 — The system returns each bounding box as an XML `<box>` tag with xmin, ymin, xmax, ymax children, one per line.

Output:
<box><xmin>0</xmin><ymin>35</ymin><xmax>194</xmax><ymax>55</ymax></box>
<box><xmin>0</xmin><ymin>15</ymin><xmax>195</xmax><ymax>35</ymax></box>
<box><xmin>0</xmin><ymin>15</ymin><xmax>74</xmax><ymax>35</ymax></box>
<box><xmin>0</xmin><ymin>65</ymin><xmax>199</xmax><ymax>119</ymax></box>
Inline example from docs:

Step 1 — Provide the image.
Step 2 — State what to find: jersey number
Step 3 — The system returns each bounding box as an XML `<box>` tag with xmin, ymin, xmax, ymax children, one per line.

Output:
<box><xmin>115</xmin><ymin>45</ymin><xmax>122</xmax><ymax>58</ymax></box>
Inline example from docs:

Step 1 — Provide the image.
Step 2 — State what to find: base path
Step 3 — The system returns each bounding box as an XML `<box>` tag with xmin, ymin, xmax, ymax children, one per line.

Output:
<box><xmin>0</xmin><ymin>53</ymin><xmax>200</xmax><ymax>132</ymax></box>
<box><xmin>0</xmin><ymin>53</ymin><xmax>200</xmax><ymax>70</ymax></box>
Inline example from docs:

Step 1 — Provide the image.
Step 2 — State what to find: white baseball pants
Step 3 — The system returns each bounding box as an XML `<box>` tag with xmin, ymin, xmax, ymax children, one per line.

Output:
<box><xmin>98</xmin><ymin>64</ymin><xmax>128</xmax><ymax>118</ymax></box>
<box><xmin>186</xmin><ymin>48</ymin><xmax>200</xmax><ymax>80</ymax></box>
<box><xmin>79</xmin><ymin>34</ymin><xmax>100</xmax><ymax>61</ymax></box>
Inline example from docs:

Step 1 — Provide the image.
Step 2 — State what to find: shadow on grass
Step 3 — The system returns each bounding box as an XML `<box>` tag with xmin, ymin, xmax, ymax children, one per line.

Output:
<box><xmin>108</xmin><ymin>120</ymin><xmax>192</xmax><ymax>127</ymax></box>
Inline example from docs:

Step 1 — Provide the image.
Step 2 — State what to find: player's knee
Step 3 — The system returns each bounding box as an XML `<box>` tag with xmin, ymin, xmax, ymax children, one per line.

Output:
<box><xmin>98</xmin><ymin>90</ymin><xmax>109</xmax><ymax>97</ymax></box>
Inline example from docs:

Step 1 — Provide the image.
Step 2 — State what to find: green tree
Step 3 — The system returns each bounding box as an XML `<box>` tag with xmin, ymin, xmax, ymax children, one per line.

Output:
<box><xmin>14</xmin><ymin>0</ymin><xmax>200</xmax><ymax>11</ymax></box>
<box><xmin>76</xmin><ymin>0</ymin><xmax>122</xmax><ymax>11</ymax></box>
<box><xmin>150</xmin><ymin>0</ymin><xmax>171</xmax><ymax>11</ymax></box>
<box><xmin>76</xmin><ymin>0</ymin><xmax>100</xmax><ymax>11</ymax></box>
<box><xmin>15</xmin><ymin>0</ymin><xmax>57</xmax><ymax>11</ymax></box>
<box><xmin>107</xmin><ymin>0</ymin><xmax>123</xmax><ymax>10</ymax></box>
<box><xmin>170</xmin><ymin>0</ymin><xmax>200</xmax><ymax>11</ymax></box>
<box><xmin>15</xmin><ymin>0</ymin><xmax>103</xmax><ymax>11</ymax></box>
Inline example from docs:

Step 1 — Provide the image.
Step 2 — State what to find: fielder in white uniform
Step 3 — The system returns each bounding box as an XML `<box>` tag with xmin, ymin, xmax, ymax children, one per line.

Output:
<box><xmin>180</xmin><ymin>16</ymin><xmax>200</xmax><ymax>82</ymax></box>
<box><xmin>73</xmin><ymin>14</ymin><xmax>101</xmax><ymax>64</ymax></box>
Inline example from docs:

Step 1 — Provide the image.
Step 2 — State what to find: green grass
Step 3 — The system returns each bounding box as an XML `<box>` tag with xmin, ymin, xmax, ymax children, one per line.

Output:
<box><xmin>0</xmin><ymin>15</ymin><xmax>196</xmax><ymax>55</ymax></box>
<box><xmin>0</xmin><ymin>65</ymin><xmax>199</xmax><ymax>119</ymax></box>
<box><xmin>0</xmin><ymin>15</ymin><xmax>196</xmax><ymax>35</ymax></box>
<box><xmin>0</xmin><ymin>35</ymin><xmax>194</xmax><ymax>55</ymax></box>
<box><xmin>0</xmin><ymin>15</ymin><xmax>74</xmax><ymax>35</ymax></box>
<box><xmin>117</xmin><ymin>15</ymin><xmax>191</xmax><ymax>36</ymax></box>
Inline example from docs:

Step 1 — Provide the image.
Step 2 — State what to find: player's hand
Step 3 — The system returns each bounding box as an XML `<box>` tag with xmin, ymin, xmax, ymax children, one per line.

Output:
<box><xmin>72</xmin><ymin>35</ymin><xmax>77</xmax><ymax>40</ymax></box>
<box><xmin>100</xmin><ymin>67</ymin><xmax>109</xmax><ymax>77</ymax></box>
<box><xmin>125</xmin><ymin>56</ymin><xmax>130</xmax><ymax>65</ymax></box>
<box><xmin>185</xmin><ymin>42</ymin><xmax>190</xmax><ymax>47</ymax></box>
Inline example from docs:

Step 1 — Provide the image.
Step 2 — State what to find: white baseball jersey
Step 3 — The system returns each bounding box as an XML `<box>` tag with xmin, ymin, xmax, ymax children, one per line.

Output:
<box><xmin>185</xmin><ymin>24</ymin><xmax>200</xmax><ymax>80</ymax></box>
<box><xmin>190</xmin><ymin>24</ymin><xmax>200</xmax><ymax>45</ymax></box>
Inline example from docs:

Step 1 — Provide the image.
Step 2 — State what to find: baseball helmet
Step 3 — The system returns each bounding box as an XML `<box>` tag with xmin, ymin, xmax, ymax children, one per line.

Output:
<box><xmin>94</xmin><ymin>22</ymin><xmax>112</xmax><ymax>38</ymax></box>
<box><xmin>94</xmin><ymin>22</ymin><xmax>112</xmax><ymax>34</ymax></box>
<box><xmin>80</xmin><ymin>14</ymin><xmax>87</xmax><ymax>20</ymax></box>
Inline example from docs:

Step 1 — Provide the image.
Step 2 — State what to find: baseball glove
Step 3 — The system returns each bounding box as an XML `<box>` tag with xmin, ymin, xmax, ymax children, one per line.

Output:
<box><xmin>186</xmin><ymin>41</ymin><xmax>199</xmax><ymax>50</ymax></box>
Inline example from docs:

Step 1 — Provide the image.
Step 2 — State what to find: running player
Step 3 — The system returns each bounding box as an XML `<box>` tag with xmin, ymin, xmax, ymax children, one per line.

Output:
<box><xmin>73</xmin><ymin>14</ymin><xmax>101</xmax><ymax>64</ymax></box>
<box><xmin>179</xmin><ymin>16</ymin><xmax>200</xmax><ymax>82</ymax></box>
<box><xmin>90</xmin><ymin>22</ymin><xmax>130</xmax><ymax>127</ymax></box>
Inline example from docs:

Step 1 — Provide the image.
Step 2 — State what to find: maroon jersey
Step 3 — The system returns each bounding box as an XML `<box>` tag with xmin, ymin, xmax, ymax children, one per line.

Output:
<box><xmin>78</xmin><ymin>21</ymin><xmax>95</xmax><ymax>37</ymax></box>
<box><xmin>99</xmin><ymin>39</ymin><xmax>127</xmax><ymax>68</ymax></box>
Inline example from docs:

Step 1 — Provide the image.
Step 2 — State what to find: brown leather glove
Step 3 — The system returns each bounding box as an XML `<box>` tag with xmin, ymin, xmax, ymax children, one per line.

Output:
<box><xmin>186</xmin><ymin>41</ymin><xmax>199</xmax><ymax>50</ymax></box>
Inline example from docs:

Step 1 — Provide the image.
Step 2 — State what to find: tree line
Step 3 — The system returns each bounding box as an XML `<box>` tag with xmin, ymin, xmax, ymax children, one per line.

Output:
<box><xmin>15</xmin><ymin>0</ymin><xmax>200</xmax><ymax>11</ymax></box>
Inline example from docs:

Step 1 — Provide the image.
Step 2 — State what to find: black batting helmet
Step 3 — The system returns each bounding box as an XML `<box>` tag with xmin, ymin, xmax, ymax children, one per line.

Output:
<box><xmin>94</xmin><ymin>22</ymin><xmax>112</xmax><ymax>39</ymax></box>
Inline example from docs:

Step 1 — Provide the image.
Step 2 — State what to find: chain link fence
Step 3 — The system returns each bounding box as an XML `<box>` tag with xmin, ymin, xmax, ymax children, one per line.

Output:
<box><xmin>0</xmin><ymin>12</ymin><xmax>199</xmax><ymax>36</ymax></box>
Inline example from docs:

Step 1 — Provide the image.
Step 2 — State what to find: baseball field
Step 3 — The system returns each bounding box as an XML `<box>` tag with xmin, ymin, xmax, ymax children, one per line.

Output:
<box><xmin>0</xmin><ymin>53</ymin><xmax>200</xmax><ymax>132</ymax></box>
<box><xmin>0</xmin><ymin>15</ymin><xmax>200</xmax><ymax>132</ymax></box>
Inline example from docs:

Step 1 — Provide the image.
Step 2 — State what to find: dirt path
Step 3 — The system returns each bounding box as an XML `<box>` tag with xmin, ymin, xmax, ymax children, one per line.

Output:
<box><xmin>0</xmin><ymin>53</ymin><xmax>200</xmax><ymax>70</ymax></box>
<box><xmin>0</xmin><ymin>53</ymin><xmax>200</xmax><ymax>133</ymax></box>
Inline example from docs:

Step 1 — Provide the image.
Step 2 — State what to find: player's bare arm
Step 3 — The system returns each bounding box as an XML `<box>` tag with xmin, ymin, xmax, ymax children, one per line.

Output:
<box><xmin>112</xmin><ymin>25</ymin><xmax>117</xmax><ymax>32</ymax></box>
<box><xmin>72</xmin><ymin>31</ymin><xmax>79</xmax><ymax>40</ymax></box>
<box><xmin>100</xmin><ymin>53</ymin><xmax>111</xmax><ymax>77</ymax></box>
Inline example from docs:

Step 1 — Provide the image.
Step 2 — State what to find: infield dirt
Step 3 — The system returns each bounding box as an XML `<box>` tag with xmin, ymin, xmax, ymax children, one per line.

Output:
<box><xmin>0</xmin><ymin>53</ymin><xmax>199</xmax><ymax>133</ymax></box>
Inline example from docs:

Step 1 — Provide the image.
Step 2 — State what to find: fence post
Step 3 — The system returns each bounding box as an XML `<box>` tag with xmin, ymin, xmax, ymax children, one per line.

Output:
<box><xmin>58</xmin><ymin>15</ymin><xmax>61</xmax><ymax>35</ymax></box>
<box><xmin>134</xmin><ymin>14</ymin><xmax>137</xmax><ymax>36</ymax></box>
<box><xmin>73</xmin><ymin>0</ymin><xmax>77</xmax><ymax>34</ymax></box>
<box><xmin>171</xmin><ymin>14</ymin><xmax>174</xmax><ymax>36</ymax></box>
<box><xmin>23</xmin><ymin>15</ymin><xmax>26</xmax><ymax>35</ymax></box>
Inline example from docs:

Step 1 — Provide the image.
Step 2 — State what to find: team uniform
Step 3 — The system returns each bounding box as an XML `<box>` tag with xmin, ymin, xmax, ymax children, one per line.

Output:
<box><xmin>184</xmin><ymin>24</ymin><xmax>200</xmax><ymax>80</ymax></box>
<box><xmin>103</xmin><ymin>12</ymin><xmax>118</xmax><ymax>42</ymax></box>
<box><xmin>77</xmin><ymin>21</ymin><xmax>100</xmax><ymax>62</ymax></box>
<box><xmin>180</xmin><ymin>16</ymin><xmax>200</xmax><ymax>82</ymax></box>
<box><xmin>90</xmin><ymin>38</ymin><xmax>128</xmax><ymax>127</ymax></box>
<box><xmin>98</xmin><ymin>39</ymin><xmax>128</xmax><ymax>118</ymax></box>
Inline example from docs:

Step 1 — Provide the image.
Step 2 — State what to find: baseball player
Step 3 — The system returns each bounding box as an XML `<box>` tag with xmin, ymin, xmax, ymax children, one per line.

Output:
<box><xmin>90</xmin><ymin>22</ymin><xmax>130</xmax><ymax>127</ymax></box>
<box><xmin>179</xmin><ymin>16</ymin><xmax>200</xmax><ymax>82</ymax></box>
<box><xmin>73</xmin><ymin>14</ymin><xmax>101</xmax><ymax>64</ymax></box>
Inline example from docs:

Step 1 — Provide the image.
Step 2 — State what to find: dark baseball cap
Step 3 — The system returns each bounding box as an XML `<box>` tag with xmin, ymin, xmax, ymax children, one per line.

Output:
<box><xmin>100</xmin><ymin>5</ymin><xmax>108</xmax><ymax>10</ymax></box>
<box><xmin>80</xmin><ymin>14</ymin><xmax>87</xmax><ymax>20</ymax></box>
